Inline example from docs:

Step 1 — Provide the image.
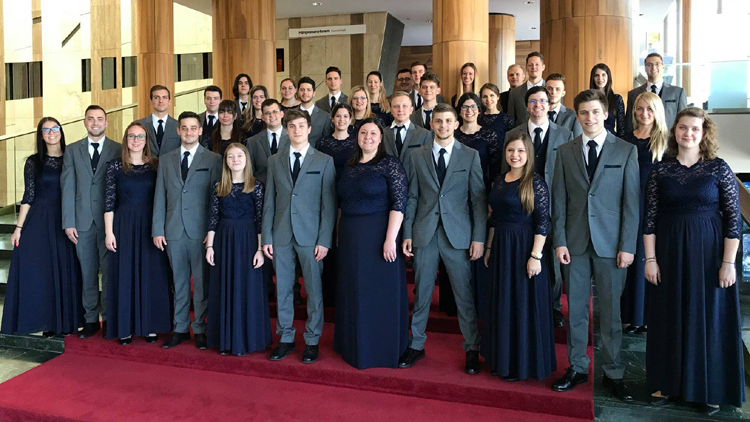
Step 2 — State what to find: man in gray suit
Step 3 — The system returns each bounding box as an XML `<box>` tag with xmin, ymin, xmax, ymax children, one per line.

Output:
<box><xmin>625</xmin><ymin>53</ymin><xmax>687</xmax><ymax>132</ymax></box>
<box><xmin>296</xmin><ymin>76</ymin><xmax>332</xmax><ymax>147</ymax></box>
<box><xmin>400</xmin><ymin>103</ymin><xmax>486</xmax><ymax>374</ymax></box>
<box><xmin>545</xmin><ymin>74</ymin><xmax>582</xmax><ymax>137</ymax></box>
<box><xmin>198</xmin><ymin>85</ymin><xmax>222</xmax><ymax>147</ymax></box>
<box><xmin>410</xmin><ymin>72</ymin><xmax>441</xmax><ymax>130</ymax></box>
<box><xmin>262</xmin><ymin>109</ymin><xmax>336</xmax><ymax>364</ymax></box>
<box><xmin>314</xmin><ymin>66</ymin><xmax>348</xmax><ymax>113</ymax></box>
<box><xmin>383</xmin><ymin>91</ymin><xmax>431</xmax><ymax>173</ymax></box>
<box><xmin>410</xmin><ymin>61</ymin><xmax>445</xmax><ymax>107</ymax></box>
<box><xmin>152</xmin><ymin>111</ymin><xmax>222</xmax><ymax>350</ymax></box>
<box><xmin>247</xmin><ymin>99</ymin><xmax>289</xmax><ymax>184</ymax></box>
<box><xmin>504</xmin><ymin>86</ymin><xmax>573</xmax><ymax>328</ymax></box>
<box><xmin>551</xmin><ymin>90</ymin><xmax>639</xmax><ymax>402</ymax></box>
<box><xmin>507</xmin><ymin>52</ymin><xmax>546</xmax><ymax>127</ymax></box>
<box><xmin>136</xmin><ymin>85</ymin><xmax>181</xmax><ymax>157</ymax></box>
<box><xmin>62</xmin><ymin>105</ymin><xmax>121</xmax><ymax>338</ymax></box>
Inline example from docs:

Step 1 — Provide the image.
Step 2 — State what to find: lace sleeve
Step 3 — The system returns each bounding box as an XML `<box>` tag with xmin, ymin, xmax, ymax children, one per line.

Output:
<box><xmin>643</xmin><ymin>162</ymin><xmax>660</xmax><ymax>235</ymax></box>
<box><xmin>532</xmin><ymin>177</ymin><xmax>550</xmax><ymax>236</ymax></box>
<box><xmin>208</xmin><ymin>181</ymin><xmax>220</xmax><ymax>232</ymax></box>
<box><xmin>486</xmin><ymin>129</ymin><xmax>503</xmax><ymax>184</ymax></box>
<box><xmin>20</xmin><ymin>157</ymin><xmax>36</xmax><ymax>205</ymax></box>
<box><xmin>104</xmin><ymin>159</ymin><xmax>120</xmax><ymax>213</ymax></box>
<box><xmin>717</xmin><ymin>159</ymin><xmax>741</xmax><ymax>239</ymax></box>
<box><xmin>385</xmin><ymin>157</ymin><xmax>408</xmax><ymax>213</ymax></box>
<box><xmin>253</xmin><ymin>180</ymin><xmax>265</xmax><ymax>234</ymax></box>
<box><xmin>615</xmin><ymin>95</ymin><xmax>626</xmax><ymax>138</ymax></box>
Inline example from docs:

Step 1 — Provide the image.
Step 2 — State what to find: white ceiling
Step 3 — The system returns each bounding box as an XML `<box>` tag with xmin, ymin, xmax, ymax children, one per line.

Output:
<box><xmin>176</xmin><ymin>0</ymin><xmax>676</xmax><ymax>46</ymax></box>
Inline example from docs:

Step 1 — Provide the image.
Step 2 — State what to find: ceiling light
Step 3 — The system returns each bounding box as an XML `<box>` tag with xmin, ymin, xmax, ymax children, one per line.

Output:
<box><xmin>312</xmin><ymin>2</ymin><xmax>322</xmax><ymax>6</ymax></box>
<box><xmin>639</xmin><ymin>13</ymin><xmax>644</xmax><ymax>16</ymax></box>
<box><xmin>530</xmin><ymin>27</ymin><xmax>537</xmax><ymax>30</ymax></box>
<box><xmin>427</xmin><ymin>20</ymin><xmax>433</xmax><ymax>23</ymax></box>
<box><xmin>525</xmin><ymin>1</ymin><xmax>534</xmax><ymax>4</ymax></box>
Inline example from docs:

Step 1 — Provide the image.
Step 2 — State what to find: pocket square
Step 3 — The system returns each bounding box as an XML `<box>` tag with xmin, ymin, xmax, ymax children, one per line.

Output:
<box><xmin>306</xmin><ymin>171</ymin><xmax>321</xmax><ymax>174</ymax></box>
<box><xmin>603</xmin><ymin>165</ymin><xmax>622</xmax><ymax>169</ymax></box>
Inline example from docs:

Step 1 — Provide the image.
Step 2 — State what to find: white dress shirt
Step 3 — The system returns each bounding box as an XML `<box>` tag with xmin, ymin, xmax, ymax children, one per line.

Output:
<box><xmin>581</xmin><ymin>130</ymin><xmax>608</xmax><ymax>165</ymax></box>
<box><xmin>151</xmin><ymin>114</ymin><xmax>169</xmax><ymax>133</ymax></box>
<box><xmin>647</xmin><ymin>80</ymin><xmax>664</xmax><ymax>95</ymax></box>
<box><xmin>548</xmin><ymin>104</ymin><xmax>562</xmax><ymax>122</ymax></box>
<box><xmin>390</xmin><ymin>120</ymin><xmax>411</xmax><ymax>139</ymax></box>
<box><xmin>431</xmin><ymin>139</ymin><xmax>455</xmax><ymax>167</ymax></box>
<box><xmin>422</xmin><ymin>107</ymin><xmax>435</xmax><ymax>126</ymax></box>
<box><xmin>528</xmin><ymin>120</ymin><xmax>550</xmax><ymax>144</ymax></box>
<box><xmin>87</xmin><ymin>137</ymin><xmax>105</xmax><ymax>159</ymax></box>
<box><xmin>179</xmin><ymin>143</ymin><xmax>199</xmax><ymax>168</ymax></box>
<box><xmin>289</xmin><ymin>143</ymin><xmax>311</xmax><ymax>171</ymax></box>
<box><xmin>299</xmin><ymin>104</ymin><xmax>315</xmax><ymax>115</ymax></box>
<box><xmin>267</xmin><ymin>128</ymin><xmax>283</xmax><ymax>149</ymax></box>
<box><xmin>526</xmin><ymin>79</ymin><xmax>545</xmax><ymax>90</ymax></box>
<box><xmin>328</xmin><ymin>92</ymin><xmax>342</xmax><ymax>105</ymax></box>
<box><xmin>204</xmin><ymin>112</ymin><xmax>218</xmax><ymax>126</ymax></box>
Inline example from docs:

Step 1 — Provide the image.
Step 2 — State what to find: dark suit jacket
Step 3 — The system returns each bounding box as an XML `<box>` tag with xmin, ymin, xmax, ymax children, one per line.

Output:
<box><xmin>625</xmin><ymin>83</ymin><xmax>687</xmax><ymax>132</ymax></box>
<box><xmin>136</xmin><ymin>115</ymin><xmax>180</xmax><ymax>157</ymax></box>
<box><xmin>306</xmin><ymin>105</ymin><xmax>333</xmax><ymax>147</ymax></box>
<box><xmin>198</xmin><ymin>111</ymin><xmax>218</xmax><ymax>147</ymax></box>
<box><xmin>499</xmin><ymin>90</ymin><xmax>510</xmax><ymax>113</ymax></box>
<box><xmin>315</xmin><ymin>93</ymin><xmax>349</xmax><ymax>114</ymax></box>
<box><xmin>383</xmin><ymin>123</ymin><xmax>432</xmax><ymax>173</ymax></box>
<box><xmin>247</xmin><ymin>128</ymin><xmax>290</xmax><ymax>184</ymax></box>
<box><xmin>552</xmin><ymin>105</ymin><xmax>583</xmax><ymax>137</ymax></box>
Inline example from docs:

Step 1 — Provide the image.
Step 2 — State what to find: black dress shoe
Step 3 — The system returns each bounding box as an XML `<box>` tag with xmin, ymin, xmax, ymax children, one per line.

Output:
<box><xmin>635</xmin><ymin>325</ymin><xmax>648</xmax><ymax>334</ymax></box>
<box><xmin>603</xmin><ymin>376</ymin><xmax>634</xmax><ymax>402</ymax></box>
<box><xmin>465</xmin><ymin>350</ymin><xmax>480</xmax><ymax>375</ymax></box>
<box><xmin>78</xmin><ymin>322</ymin><xmax>101</xmax><ymax>339</ymax></box>
<box><xmin>42</xmin><ymin>331</ymin><xmax>56</xmax><ymax>338</ymax></box>
<box><xmin>269</xmin><ymin>342</ymin><xmax>296</xmax><ymax>361</ymax></box>
<box><xmin>101</xmin><ymin>321</ymin><xmax>107</xmax><ymax>338</ymax></box>
<box><xmin>553</xmin><ymin>310</ymin><xmax>565</xmax><ymax>328</ymax></box>
<box><xmin>501</xmin><ymin>375</ymin><xmax>520</xmax><ymax>382</ymax></box>
<box><xmin>144</xmin><ymin>334</ymin><xmax>158</xmax><ymax>343</ymax></box>
<box><xmin>194</xmin><ymin>333</ymin><xmax>208</xmax><ymax>350</ymax></box>
<box><xmin>219</xmin><ymin>350</ymin><xmax>230</xmax><ymax>356</ymax></box>
<box><xmin>699</xmin><ymin>404</ymin><xmax>720</xmax><ymax>416</ymax></box>
<box><xmin>301</xmin><ymin>345</ymin><xmax>319</xmax><ymax>364</ymax></box>
<box><xmin>118</xmin><ymin>337</ymin><xmax>132</xmax><ymax>346</ymax></box>
<box><xmin>623</xmin><ymin>324</ymin><xmax>639</xmax><ymax>334</ymax></box>
<box><xmin>398</xmin><ymin>348</ymin><xmax>425</xmax><ymax>368</ymax></box>
<box><xmin>552</xmin><ymin>368</ymin><xmax>589</xmax><ymax>392</ymax></box>
<box><xmin>161</xmin><ymin>332</ymin><xmax>190</xmax><ymax>349</ymax></box>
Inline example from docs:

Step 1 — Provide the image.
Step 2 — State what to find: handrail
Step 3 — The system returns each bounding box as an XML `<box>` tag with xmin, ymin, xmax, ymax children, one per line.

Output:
<box><xmin>0</xmin><ymin>85</ymin><xmax>210</xmax><ymax>143</ymax></box>
<box><xmin>738</xmin><ymin>176</ymin><xmax>750</xmax><ymax>226</ymax></box>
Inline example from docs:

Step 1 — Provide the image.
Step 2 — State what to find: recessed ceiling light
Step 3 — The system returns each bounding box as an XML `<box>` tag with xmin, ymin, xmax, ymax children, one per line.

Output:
<box><xmin>312</xmin><ymin>2</ymin><xmax>322</xmax><ymax>6</ymax></box>
<box><xmin>530</xmin><ymin>27</ymin><xmax>537</xmax><ymax>30</ymax></box>
<box><xmin>525</xmin><ymin>1</ymin><xmax>534</xmax><ymax>4</ymax></box>
<box><xmin>639</xmin><ymin>13</ymin><xmax>644</xmax><ymax>16</ymax></box>
<box><xmin>427</xmin><ymin>20</ymin><xmax>433</xmax><ymax>23</ymax></box>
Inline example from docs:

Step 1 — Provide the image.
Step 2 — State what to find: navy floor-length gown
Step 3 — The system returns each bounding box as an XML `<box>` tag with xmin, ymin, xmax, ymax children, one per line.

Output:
<box><xmin>479</xmin><ymin>112</ymin><xmax>514</xmax><ymax>147</ymax></box>
<box><xmin>1</xmin><ymin>156</ymin><xmax>84</xmax><ymax>334</ymax></box>
<box><xmin>604</xmin><ymin>94</ymin><xmax>626</xmax><ymax>138</ymax></box>
<box><xmin>207</xmin><ymin>180</ymin><xmax>272</xmax><ymax>355</ymax></box>
<box><xmin>620</xmin><ymin>132</ymin><xmax>654</xmax><ymax>326</ymax></box>
<box><xmin>481</xmin><ymin>175</ymin><xmax>556</xmax><ymax>380</ymax></box>
<box><xmin>333</xmin><ymin>155</ymin><xmax>409</xmax><ymax>369</ymax></box>
<box><xmin>645</xmin><ymin>157</ymin><xmax>744</xmax><ymax>407</ymax></box>
<box><xmin>104</xmin><ymin>159</ymin><xmax>172</xmax><ymax>339</ymax></box>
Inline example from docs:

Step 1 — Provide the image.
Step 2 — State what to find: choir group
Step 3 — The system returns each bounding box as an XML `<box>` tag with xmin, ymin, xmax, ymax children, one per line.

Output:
<box><xmin>1</xmin><ymin>51</ymin><xmax>744</xmax><ymax>416</ymax></box>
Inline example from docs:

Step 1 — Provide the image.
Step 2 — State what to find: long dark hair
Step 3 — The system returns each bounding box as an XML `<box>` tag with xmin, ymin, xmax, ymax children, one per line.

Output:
<box><xmin>210</xmin><ymin>100</ymin><xmax>242</xmax><ymax>154</ymax></box>
<box><xmin>348</xmin><ymin>118</ymin><xmax>386</xmax><ymax>167</ymax></box>
<box><xmin>589</xmin><ymin>63</ymin><xmax>617</xmax><ymax>115</ymax></box>
<box><xmin>232</xmin><ymin>73</ymin><xmax>253</xmax><ymax>99</ymax></box>
<box><xmin>31</xmin><ymin>117</ymin><xmax>66</xmax><ymax>173</ymax></box>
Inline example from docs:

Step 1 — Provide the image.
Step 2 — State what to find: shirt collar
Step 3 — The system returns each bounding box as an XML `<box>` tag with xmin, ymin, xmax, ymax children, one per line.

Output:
<box><xmin>267</xmin><ymin>127</ymin><xmax>283</xmax><ymax>138</ymax></box>
<box><xmin>299</xmin><ymin>103</ymin><xmax>315</xmax><ymax>114</ymax></box>
<box><xmin>391</xmin><ymin>120</ymin><xmax>411</xmax><ymax>130</ymax></box>
<box><xmin>87</xmin><ymin>136</ymin><xmax>104</xmax><ymax>146</ymax></box>
<box><xmin>290</xmin><ymin>142</ymin><xmax>310</xmax><ymax>158</ymax></box>
<box><xmin>549</xmin><ymin>104</ymin><xmax>562</xmax><ymax>115</ymax></box>
<box><xmin>648</xmin><ymin>80</ymin><xmax>664</xmax><ymax>93</ymax></box>
<box><xmin>432</xmin><ymin>139</ymin><xmax>455</xmax><ymax>156</ymax></box>
<box><xmin>151</xmin><ymin>114</ymin><xmax>168</xmax><ymax>125</ymax></box>
<box><xmin>205</xmin><ymin>111</ymin><xmax>218</xmax><ymax>120</ymax></box>
<box><xmin>526</xmin><ymin>79</ymin><xmax>544</xmax><ymax>90</ymax></box>
<box><xmin>528</xmin><ymin>119</ymin><xmax>550</xmax><ymax>135</ymax></box>
<box><xmin>583</xmin><ymin>130</ymin><xmax>608</xmax><ymax>147</ymax></box>
<box><xmin>180</xmin><ymin>143</ymin><xmax>199</xmax><ymax>157</ymax></box>
<box><xmin>329</xmin><ymin>92</ymin><xmax>341</xmax><ymax>101</ymax></box>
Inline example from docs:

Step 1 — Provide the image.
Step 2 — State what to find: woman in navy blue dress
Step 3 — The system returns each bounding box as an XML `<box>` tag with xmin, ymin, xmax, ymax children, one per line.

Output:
<box><xmin>204</xmin><ymin>100</ymin><xmax>245</xmax><ymax>157</ymax></box>
<box><xmin>366</xmin><ymin>71</ymin><xmax>393</xmax><ymax>126</ymax></box>
<box><xmin>279</xmin><ymin>78</ymin><xmax>301</xmax><ymax>111</ymax></box>
<box><xmin>644</xmin><ymin>108</ymin><xmax>744</xmax><ymax>415</ymax></box>
<box><xmin>2</xmin><ymin>117</ymin><xmax>84</xmax><ymax>336</ymax></box>
<box><xmin>349</xmin><ymin>86</ymin><xmax>385</xmax><ymax>132</ymax></box>
<box><xmin>334</xmin><ymin>119</ymin><xmax>409</xmax><ymax>369</ymax></box>
<box><xmin>590</xmin><ymin>64</ymin><xmax>625</xmax><ymax>137</ymax></box>
<box><xmin>482</xmin><ymin>132</ymin><xmax>555</xmax><ymax>381</ymax></box>
<box><xmin>206</xmin><ymin>143</ymin><xmax>271</xmax><ymax>356</ymax></box>
<box><xmin>620</xmin><ymin>92</ymin><xmax>668</xmax><ymax>334</ymax></box>
<box><xmin>478</xmin><ymin>83</ymin><xmax>514</xmax><ymax>141</ymax></box>
<box><xmin>241</xmin><ymin>85</ymin><xmax>268</xmax><ymax>139</ymax></box>
<box><xmin>104</xmin><ymin>122</ymin><xmax>172</xmax><ymax>345</ymax></box>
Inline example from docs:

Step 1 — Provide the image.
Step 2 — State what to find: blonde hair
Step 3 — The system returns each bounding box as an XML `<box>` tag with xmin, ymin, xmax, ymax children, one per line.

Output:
<box><xmin>666</xmin><ymin>107</ymin><xmax>719</xmax><ymax>160</ymax></box>
<box><xmin>367</xmin><ymin>72</ymin><xmax>391</xmax><ymax>113</ymax></box>
<box><xmin>456</xmin><ymin>62</ymin><xmax>478</xmax><ymax>99</ymax></box>
<box><xmin>504</xmin><ymin>132</ymin><xmax>536</xmax><ymax>215</ymax></box>
<box><xmin>349</xmin><ymin>85</ymin><xmax>375</xmax><ymax>120</ymax></box>
<box><xmin>121</xmin><ymin>121</ymin><xmax>157</xmax><ymax>173</ymax></box>
<box><xmin>216</xmin><ymin>143</ymin><xmax>256</xmax><ymax>197</ymax></box>
<box><xmin>631</xmin><ymin>92</ymin><xmax>668</xmax><ymax>162</ymax></box>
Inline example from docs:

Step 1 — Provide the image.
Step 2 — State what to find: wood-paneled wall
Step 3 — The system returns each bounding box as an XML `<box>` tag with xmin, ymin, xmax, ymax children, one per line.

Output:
<box><xmin>515</xmin><ymin>40</ymin><xmax>541</xmax><ymax>67</ymax></box>
<box><xmin>91</xmin><ymin>0</ymin><xmax>123</xmax><ymax>140</ymax></box>
<box><xmin>540</xmin><ymin>0</ymin><xmax>633</xmax><ymax>108</ymax></box>
<box><xmin>134</xmin><ymin>0</ymin><xmax>175</xmax><ymax>119</ymax></box>
<box><xmin>489</xmin><ymin>14</ymin><xmax>515</xmax><ymax>91</ymax></box>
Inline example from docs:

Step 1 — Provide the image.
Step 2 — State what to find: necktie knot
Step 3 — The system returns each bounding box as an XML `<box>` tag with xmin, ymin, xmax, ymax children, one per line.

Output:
<box><xmin>587</xmin><ymin>140</ymin><xmax>598</xmax><ymax>149</ymax></box>
<box><xmin>91</xmin><ymin>143</ymin><xmax>100</xmax><ymax>151</ymax></box>
<box><xmin>548</xmin><ymin>110</ymin><xmax>556</xmax><ymax>122</ymax></box>
<box><xmin>208</xmin><ymin>115</ymin><xmax>214</xmax><ymax>124</ymax></box>
<box><xmin>294</xmin><ymin>152</ymin><xmax>301</xmax><ymax>159</ymax></box>
<box><xmin>395</xmin><ymin>125</ymin><xmax>404</xmax><ymax>131</ymax></box>
<box><xmin>183</xmin><ymin>151</ymin><xmax>190</xmax><ymax>159</ymax></box>
<box><xmin>534</xmin><ymin>127</ymin><xmax>543</xmax><ymax>135</ymax></box>
<box><xmin>651</xmin><ymin>85</ymin><xmax>658</xmax><ymax>94</ymax></box>
<box><xmin>439</xmin><ymin>148</ymin><xmax>446</xmax><ymax>156</ymax></box>
<box><xmin>158</xmin><ymin>119</ymin><xmax>163</xmax><ymax>125</ymax></box>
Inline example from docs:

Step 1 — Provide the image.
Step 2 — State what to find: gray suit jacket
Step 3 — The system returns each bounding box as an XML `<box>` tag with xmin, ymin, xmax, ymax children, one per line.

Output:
<box><xmin>315</xmin><ymin>93</ymin><xmax>349</xmax><ymax>114</ymax></box>
<box><xmin>383</xmin><ymin>123</ymin><xmax>431</xmax><ymax>174</ymax></box>
<box><xmin>506</xmin><ymin>83</ymin><xmax>531</xmax><ymax>127</ymax></box>
<box><xmin>61</xmin><ymin>137</ymin><xmax>121</xmax><ymax>231</ymax></box>
<box><xmin>553</xmin><ymin>104</ymin><xmax>583</xmax><ymax>138</ymax></box>
<box><xmin>152</xmin><ymin>145</ymin><xmax>222</xmax><ymax>241</ymax></box>
<box><xmin>625</xmin><ymin>83</ymin><xmax>687</xmax><ymax>132</ymax></box>
<box><xmin>136</xmin><ymin>115</ymin><xmax>181</xmax><ymax>158</ymax></box>
<box><xmin>247</xmin><ymin>128</ymin><xmax>290</xmax><ymax>184</ymax></box>
<box><xmin>307</xmin><ymin>105</ymin><xmax>333</xmax><ymax>147</ymax></box>
<box><xmin>551</xmin><ymin>133</ymin><xmax>640</xmax><ymax>258</ymax></box>
<box><xmin>261</xmin><ymin>146</ymin><xmax>336</xmax><ymax>248</ymax></box>
<box><xmin>503</xmin><ymin>121</ymin><xmax>573</xmax><ymax>186</ymax></box>
<box><xmin>198</xmin><ymin>111</ymin><xmax>218</xmax><ymax>146</ymax></box>
<box><xmin>404</xmin><ymin>141</ymin><xmax>487</xmax><ymax>249</ymax></box>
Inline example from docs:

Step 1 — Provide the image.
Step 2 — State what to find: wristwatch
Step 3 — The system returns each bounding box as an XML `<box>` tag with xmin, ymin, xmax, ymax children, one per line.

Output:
<box><xmin>530</xmin><ymin>251</ymin><xmax>543</xmax><ymax>260</ymax></box>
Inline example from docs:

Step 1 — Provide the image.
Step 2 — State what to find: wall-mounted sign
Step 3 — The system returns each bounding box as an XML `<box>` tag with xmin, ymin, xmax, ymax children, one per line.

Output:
<box><xmin>289</xmin><ymin>24</ymin><xmax>367</xmax><ymax>39</ymax></box>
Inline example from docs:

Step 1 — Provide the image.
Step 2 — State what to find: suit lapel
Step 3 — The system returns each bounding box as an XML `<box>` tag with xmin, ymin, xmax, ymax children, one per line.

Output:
<box><xmin>184</xmin><ymin>146</ymin><xmax>205</xmax><ymax>185</ymax></box>
<box><xmin>259</xmin><ymin>130</ymin><xmax>272</xmax><ymax>157</ymax></box>
<box><xmin>570</xmin><ymin>137</ymin><xmax>588</xmax><ymax>184</ymax></box>
<box><xmin>279</xmin><ymin>130</ymin><xmax>290</xmax><ymax>151</ymax></box>
<box><xmin>590</xmin><ymin>133</ymin><xmax>616</xmax><ymax>186</ymax></box>
<box><xmin>401</xmin><ymin>126</ymin><xmax>416</xmax><ymax>159</ymax></box>
<box><xmin>170</xmin><ymin>149</ymin><xmax>184</xmax><ymax>186</ymax></box>
<box><xmin>421</xmin><ymin>143</ymin><xmax>440</xmax><ymax>186</ymax></box>
<box><xmin>440</xmin><ymin>142</ymin><xmax>462</xmax><ymax>187</ymax></box>
<box><xmin>145</xmin><ymin>119</ymin><xmax>159</xmax><ymax>155</ymax></box>
<box><xmin>94</xmin><ymin>138</ymin><xmax>116</xmax><ymax>178</ymax></box>
<box><xmin>78</xmin><ymin>139</ymin><xmax>94</xmax><ymax>177</ymax></box>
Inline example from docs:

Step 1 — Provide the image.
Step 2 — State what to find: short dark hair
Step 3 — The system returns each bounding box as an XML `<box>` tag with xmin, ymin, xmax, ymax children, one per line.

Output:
<box><xmin>526</xmin><ymin>52</ymin><xmax>545</xmax><ymax>64</ymax></box>
<box><xmin>573</xmin><ymin>89</ymin><xmax>609</xmax><ymax>113</ymax></box>
<box><xmin>150</xmin><ymin>85</ymin><xmax>171</xmax><ymax>99</ymax></box>
<box><xmin>525</xmin><ymin>86</ymin><xmax>551</xmax><ymax>105</ymax></box>
<box><xmin>178</xmin><ymin>111</ymin><xmax>201</xmax><ymax>126</ymax></box>
<box><xmin>232</xmin><ymin>73</ymin><xmax>253</xmax><ymax>99</ymax></box>
<box><xmin>85</xmin><ymin>105</ymin><xmax>107</xmax><ymax>117</ymax></box>
<box><xmin>261</xmin><ymin>98</ymin><xmax>282</xmax><ymax>111</ymax></box>
<box><xmin>546</xmin><ymin>73</ymin><xmax>565</xmax><ymax>85</ymax></box>
<box><xmin>325</xmin><ymin>66</ymin><xmax>342</xmax><ymax>77</ymax></box>
<box><xmin>204</xmin><ymin>85</ymin><xmax>222</xmax><ymax>98</ymax></box>
<box><xmin>645</xmin><ymin>52</ymin><xmax>663</xmax><ymax>63</ymax></box>
<box><xmin>331</xmin><ymin>102</ymin><xmax>354</xmax><ymax>119</ymax></box>
<box><xmin>283</xmin><ymin>108</ymin><xmax>311</xmax><ymax>128</ymax></box>
<box><xmin>397</xmin><ymin>68</ymin><xmax>411</xmax><ymax>76</ymax></box>
<box><xmin>432</xmin><ymin>103</ymin><xmax>457</xmax><ymax>120</ymax></box>
<box><xmin>420</xmin><ymin>72</ymin><xmax>440</xmax><ymax>88</ymax></box>
<box><xmin>410</xmin><ymin>61</ymin><xmax>426</xmax><ymax>71</ymax></box>
<box><xmin>297</xmin><ymin>76</ymin><xmax>316</xmax><ymax>91</ymax></box>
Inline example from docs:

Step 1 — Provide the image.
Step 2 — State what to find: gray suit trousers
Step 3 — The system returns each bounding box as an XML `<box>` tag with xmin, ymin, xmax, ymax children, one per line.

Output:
<box><xmin>165</xmin><ymin>233</ymin><xmax>208</xmax><ymax>334</ymax></box>
<box><xmin>566</xmin><ymin>242</ymin><xmax>626</xmax><ymax>379</ymax></box>
<box><xmin>272</xmin><ymin>239</ymin><xmax>323</xmax><ymax>345</ymax></box>
<box><xmin>77</xmin><ymin>227</ymin><xmax>109</xmax><ymax>323</ymax></box>
<box><xmin>410</xmin><ymin>225</ymin><xmax>479</xmax><ymax>351</ymax></box>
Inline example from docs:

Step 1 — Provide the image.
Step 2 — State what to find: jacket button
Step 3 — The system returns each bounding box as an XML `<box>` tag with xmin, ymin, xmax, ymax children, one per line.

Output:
<box><xmin>434</xmin><ymin>212</ymin><xmax>439</xmax><ymax>216</ymax></box>
<box><xmin>183</xmin><ymin>190</ymin><xmax>188</xmax><ymax>193</ymax></box>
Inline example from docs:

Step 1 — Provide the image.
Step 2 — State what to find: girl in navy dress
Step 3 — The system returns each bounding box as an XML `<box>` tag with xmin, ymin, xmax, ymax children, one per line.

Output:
<box><xmin>334</xmin><ymin>119</ymin><xmax>409</xmax><ymax>369</ymax></box>
<box><xmin>644</xmin><ymin>108</ymin><xmax>744</xmax><ymax>415</ymax></box>
<box><xmin>366</xmin><ymin>71</ymin><xmax>393</xmax><ymax>126</ymax></box>
<box><xmin>206</xmin><ymin>143</ymin><xmax>271</xmax><ymax>356</ymax></box>
<box><xmin>482</xmin><ymin>132</ymin><xmax>556</xmax><ymax>381</ymax></box>
<box><xmin>2</xmin><ymin>117</ymin><xmax>84</xmax><ymax>336</ymax></box>
<box><xmin>206</xmin><ymin>100</ymin><xmax>244</xmax><ymax>157</ymax></box>
<box><xmin>104</xmin><ymin>122</ymin><xmax>172</xmax><ymax>345</ymax></box>
<box><xmin>478</xmin><ymin>83</ymin><xmax>514</xmax><ymax>141</ymax></box>
<box><xmin>590</xmin><ymin>63</ymin><xmax>625</xmax><ymax>137</ymax></box>
<box><xmin>279</xmin><ymin>78</ymin><xmax>301</xmax><ymax>111</ymax></box>
<box><xmin>242</xmin><ymin>85</ymin><xmax>268</xmax><ymax>139</ymax></box>
<box><xmin>620</xmin><ymin>92</ymin><xmax>668</xmax><ymax>334</ymax></box>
